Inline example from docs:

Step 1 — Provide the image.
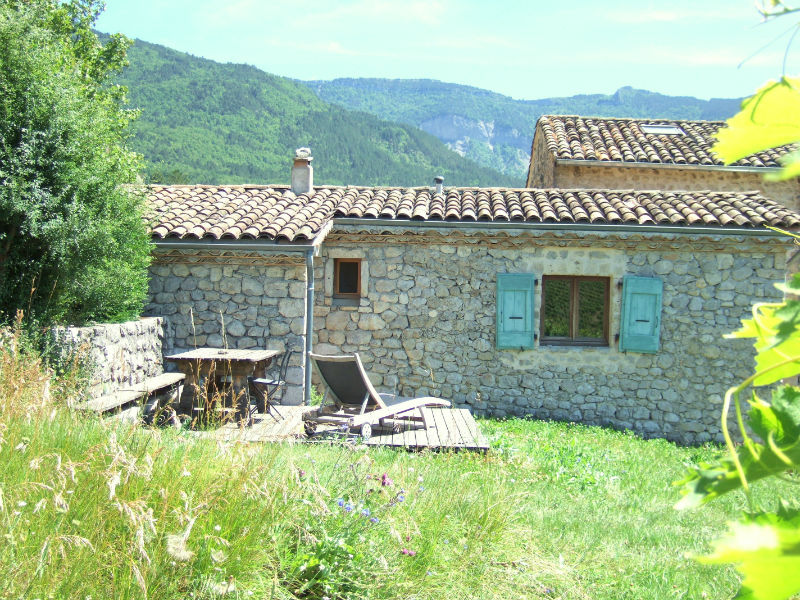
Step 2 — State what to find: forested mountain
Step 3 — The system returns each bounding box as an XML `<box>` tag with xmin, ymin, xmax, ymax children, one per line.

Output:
<box><xmin>113</xmin><ymin>35</ymin><xmax>743</xmax><ymax>187</ymax></box>
<box><xmin>114</xmin><ymin>39</ymin><xmax>514</xmax><ymax>187</ymax></box>
<box><xmin>303</xmin><ymin>79</ymin><xmax>742</xmax><ymax>178</ymax></box>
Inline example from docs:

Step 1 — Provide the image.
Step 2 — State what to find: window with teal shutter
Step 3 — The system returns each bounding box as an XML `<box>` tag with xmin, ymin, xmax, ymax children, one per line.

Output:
<box><xmin>620</xmin><ymin>276</ymin><xmax>663</xmax><ymax>353</ymax></box>
<box><xmin>496</xmin><ymin>273</ymin><xmax>535</xmax><ymax>349</ymax></box>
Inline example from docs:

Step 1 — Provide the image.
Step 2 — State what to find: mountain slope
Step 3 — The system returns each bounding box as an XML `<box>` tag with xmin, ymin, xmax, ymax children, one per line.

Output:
<box><xmin>303</xmin><ymin>78</ymin><xmax>742</xmax><ymax>178</ymax></box>
<box><xmin>115</xmin><ymin>40</ymin><xmax>515</xmax><ymax>187</ymax></box>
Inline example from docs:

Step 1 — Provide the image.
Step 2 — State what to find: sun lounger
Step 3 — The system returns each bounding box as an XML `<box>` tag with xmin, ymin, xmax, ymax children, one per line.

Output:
<box><xmin>308</xmin><ymin>352</ymin><xmax>450</xmax><ymax>439</ymax></box>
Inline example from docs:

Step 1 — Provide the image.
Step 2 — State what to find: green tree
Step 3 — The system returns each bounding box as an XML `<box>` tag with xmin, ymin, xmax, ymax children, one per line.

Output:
<box><xmin>0</xmin><ymin>0</ymin><xmax>150</xmax><ymax>324</ymax></box>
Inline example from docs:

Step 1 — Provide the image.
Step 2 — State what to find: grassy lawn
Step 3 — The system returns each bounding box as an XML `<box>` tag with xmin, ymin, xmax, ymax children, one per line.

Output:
<box><xmin>3</xmin><ymin>402</ymin><xmax>790</xmax><ymax>600</ymax></box>
<box><xmin>1</xmin><ymin>336</ymin><xmax>789</xmax><ymax>600</ymax></box>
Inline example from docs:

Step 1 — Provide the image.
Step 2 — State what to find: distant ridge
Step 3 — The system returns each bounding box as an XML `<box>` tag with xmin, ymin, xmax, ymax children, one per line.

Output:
<box><xmin>113</xmin><ymin>39</ymin><xmax>515</xmax><ymax>187</ymax></box>
<box><xmin>110</xmin><ymin>34</ymin><xmax>742</xmax><ymax>187</ymax></box>
<box><xmin>302</xmin><ymin>78</ymin><xmax>742</xmax><ymax>178</ymax></box>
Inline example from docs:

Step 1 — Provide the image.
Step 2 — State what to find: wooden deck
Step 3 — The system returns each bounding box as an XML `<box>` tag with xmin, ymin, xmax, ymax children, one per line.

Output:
<box><xmin>206</xmin><ymin>405</ymin><xmax>489</xmax><ymax>452</ymax></box>
<box><xmin>362</xmin><ymin>407</ymin><xmax>489</xmax><ymax>452</ymax></box>
<box><xmin>209</xmin><ymin>404</ymin><xmax>310</xmax><ymax>442</ymax></box>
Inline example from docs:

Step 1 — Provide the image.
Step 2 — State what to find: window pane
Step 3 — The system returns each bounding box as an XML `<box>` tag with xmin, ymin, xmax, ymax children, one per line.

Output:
<box><xmin>543</xmin><ymin>278</ymin><xmax>570</xmax><ymax>337</ymax></box>
<box><xmin>337</xmin><ymin>261</ymin><xmax>359</xmax><ymax>294</ymax></box>
<box><xmin>577</xmin><ymin>279</ymin><xmax>605</xmax><ymax>339</ymax></box>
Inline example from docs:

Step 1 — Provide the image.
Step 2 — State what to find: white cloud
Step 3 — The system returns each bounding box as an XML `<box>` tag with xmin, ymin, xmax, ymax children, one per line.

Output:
<box><xmin>603</xmin><ymin>5</ymin><xmax>752</xmax><ymax>24</ymax></box>
<box><xmin>323</xmin><ymin>41</ymin><xmax>359</xmax><ymax>56</ymax></box>
<box><xmin>607</xmin><ymin>10</ymin><xmax>683</xmax><ymax>23</ymax></box>
<box><xmin>418</xmin><ymin>35</ymin><xmax>521</xmax><ymax>51</ymax></box>
<box><xmin>303</xmin><ymin>0</ymin><xmax>448</xmax><ymax>28</ymax></box>
<box><xmin>203</xmin><ymin>0</ymin><xmax>261</xmax><ymax>26</ymax></box>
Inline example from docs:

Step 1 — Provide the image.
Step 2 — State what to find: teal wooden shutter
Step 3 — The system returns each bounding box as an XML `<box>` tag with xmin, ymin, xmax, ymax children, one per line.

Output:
<box><xmin>496</xmin><ymin>273</ymin><xmax>535</xmax><ymax>349</ymax></box>
<box><xmin>620</xmin><ymin>276</ymin><xmax>663</xmax><ymax>353</ymax></box>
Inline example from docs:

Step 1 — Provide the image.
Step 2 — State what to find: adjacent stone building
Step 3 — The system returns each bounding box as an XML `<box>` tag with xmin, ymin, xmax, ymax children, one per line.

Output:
<box><xmin>526</xmin><ymin>116</ymin><xmax>800</xmax><ymax>210</ymax></box>
<box><xmin>145</xmin><ymin>175</ymin><xmax>799</xmax><ymax>443</ymax></box>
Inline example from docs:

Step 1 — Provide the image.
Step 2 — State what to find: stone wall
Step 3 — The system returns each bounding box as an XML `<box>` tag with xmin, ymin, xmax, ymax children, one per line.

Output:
<box><xmin>144</xmin><ymin>251</ymin><xmax>308</xmax><ymax>404</ymax></box>
<box><xmin>553</xmin><ymin>164</ymin><xmax>800</xmax><ymax>210</ymax></box>
<box><xmin>313</xmin><ymin>227</ymin><xmax>788</xmax><ymax>444</ymax></box>
<box><xmin>143</xmin><ymin>231</ymin><xmax>788</xmax><ymax>442</ymax></box>
<box><xmin>52</xmin><ymin>317</ymin><xmax>164</xmax><ymax>398</ymax></box>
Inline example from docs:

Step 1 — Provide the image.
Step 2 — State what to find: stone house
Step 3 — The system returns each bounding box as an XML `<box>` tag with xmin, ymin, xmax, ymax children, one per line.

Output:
<box><xmin>526</xmin><ymin>116</ymin><xmax>800</xmax><ymax>210</ymax></box>
<box><xmin>145</xmin><ymin>151</ymin><xmax>800</xmax><ymax>444</ymax></box>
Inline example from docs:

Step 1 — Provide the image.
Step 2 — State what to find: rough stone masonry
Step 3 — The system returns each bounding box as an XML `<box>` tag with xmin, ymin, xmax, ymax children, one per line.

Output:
<box><xmin>52</xmin><ymin>317</ymin><xmax>165</xmax><ymax>399</ymax></box>
<box><xmin>146</xmin><ymin>227</ymin><xmax>788</xmax><ymax>444</ymax></box>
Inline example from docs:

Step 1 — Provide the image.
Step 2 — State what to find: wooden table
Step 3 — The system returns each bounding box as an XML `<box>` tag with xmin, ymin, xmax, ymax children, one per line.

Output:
<box><xmin>165</xmin><ymin>348</ymin><xmax>280</xmax><ymax>417</ymax></box>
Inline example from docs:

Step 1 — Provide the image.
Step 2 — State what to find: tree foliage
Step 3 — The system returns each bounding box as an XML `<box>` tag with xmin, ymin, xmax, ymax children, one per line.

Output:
<box><xmin>0</xmin><ymin>0</ymin><xmax>151</xmax><ymax>324</ymax></box>
<box><xmin>114</xmin><ymin>38</ymin><xmax>514</xmax><ymax>188</ymax></box>
<box><xmin>306</xmin><ymin>79</ymin><xmax>742</xmax><ymax>178</ymax></box>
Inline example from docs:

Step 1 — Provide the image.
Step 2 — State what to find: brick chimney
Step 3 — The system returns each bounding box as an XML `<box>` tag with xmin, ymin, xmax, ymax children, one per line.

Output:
<box><xmin>291</xmin><ymin>148</ymin><xmax>313</xmax><ymax>195</ymax></box>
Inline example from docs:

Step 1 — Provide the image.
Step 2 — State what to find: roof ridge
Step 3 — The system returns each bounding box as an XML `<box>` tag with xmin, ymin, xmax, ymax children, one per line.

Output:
<box><xmin>148</xmin><ymin>183</ymin><xmax>292</xmax><ymax>190</ymax></box>
<box><xmin>539</xmin><ymin>115</ymin><xmax>727</xmax><ymax>126</ymax></box>
<box><xmin>144</xmin><ymin>183</ymin><xmax>769</xmax><ymax>196</ymax></box>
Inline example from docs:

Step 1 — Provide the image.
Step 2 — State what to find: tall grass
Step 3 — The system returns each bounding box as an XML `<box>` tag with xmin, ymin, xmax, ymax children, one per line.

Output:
<box><xmin>2</xmin><ymin>325</ymin><xmax>788</xmax><ymax>598</ymax></box>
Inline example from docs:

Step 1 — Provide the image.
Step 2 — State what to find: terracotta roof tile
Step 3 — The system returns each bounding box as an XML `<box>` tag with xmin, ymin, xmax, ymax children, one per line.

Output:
<box><xmin>146</xmin><ymin>184</ymin><xmax>800</xmax><ymax>243</ymax></box>
<box><xmin>538</xmin><ymin>115</ymin><xmax>796</xmax><ymax>168</ymax></box>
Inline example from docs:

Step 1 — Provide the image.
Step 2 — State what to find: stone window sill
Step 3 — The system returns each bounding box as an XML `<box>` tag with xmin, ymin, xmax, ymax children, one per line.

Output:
<box><xmin>538</xmin><ymin>344</ymin><xmax>613</xmax><ymax>352</ymax></box>
<box><xmin>332</xmin><ymin>297</ymin><xmax>360</xmax><ymax>308</ymax></box>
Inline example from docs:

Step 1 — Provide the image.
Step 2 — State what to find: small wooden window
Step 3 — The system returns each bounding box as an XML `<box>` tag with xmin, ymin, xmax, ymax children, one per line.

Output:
<box><xmin>541</xmin><ymin>276</ymin><xmax>609</xmax><ymax>346</ymax></box>
<box><xmin>333</xmin><ymin>259</ymin><xmax>361</xmax><ymax>299</ymax></box>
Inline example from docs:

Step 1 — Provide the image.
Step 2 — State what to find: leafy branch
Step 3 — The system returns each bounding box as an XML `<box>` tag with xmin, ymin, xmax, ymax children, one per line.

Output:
<box><xmin>675</xmin><ymin>276</ymin><xmax>800</xmax><ymax>599</ymax></box>
<box><xmin>682</xmin><ymin>21</ymin><xmax>800</xmax><ymax>589</ymax></box>
<box><xmin>713</xmin><ymin>76</ymin><xmax>800</xmax><ymax>181</ymax></box>
<box><xmin>757</xmin><ymin>1</ymin><xmax>800</xmax><ymax>21</ymax></box>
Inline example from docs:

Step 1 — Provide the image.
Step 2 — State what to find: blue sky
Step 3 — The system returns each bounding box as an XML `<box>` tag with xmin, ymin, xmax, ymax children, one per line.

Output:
<box><xmin>96</xmin><ymin>0</ymin><xmax>800</xmax><ymax>101</ymax></box>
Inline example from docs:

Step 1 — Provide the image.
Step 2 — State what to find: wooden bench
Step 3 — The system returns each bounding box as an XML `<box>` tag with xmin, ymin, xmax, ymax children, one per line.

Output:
<box><xmin>77</xmin><ymin>372</ymin><xmax>186</xmax><ymax>421</ymax></box>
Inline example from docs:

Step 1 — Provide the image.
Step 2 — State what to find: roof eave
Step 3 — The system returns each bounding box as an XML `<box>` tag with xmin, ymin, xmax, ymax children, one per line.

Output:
<box><xmin>555</xmin><ymin>158</ymin><xmax>782</xmax><ymax>175</ymax></box>
<box><xmin>150</xmin><ymin>219</ymin><xmax>334</xmax><ymax>252</ymax></box>
<box><xmin>152</xmin><ymin>238</ymin><xmax>318</xmax><ymax>253</ymax></box>
<box><xmin>331</xmin><ymin>217</ymin><xmax>789</xmax><ymax>238</ymax></box>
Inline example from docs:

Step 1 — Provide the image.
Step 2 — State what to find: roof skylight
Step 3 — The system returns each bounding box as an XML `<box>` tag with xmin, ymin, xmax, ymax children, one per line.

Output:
<box><xmin>640</xmin><ymin>124</ymin><xmax>685</xmax><ymax>136</ymax></box>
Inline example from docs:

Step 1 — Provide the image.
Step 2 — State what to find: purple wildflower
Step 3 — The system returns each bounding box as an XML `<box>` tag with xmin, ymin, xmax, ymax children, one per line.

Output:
<box><xmin>336</xmin><ymin>498</ymin><xmax>344</xmax><ymax>507</ymax></box>
<box><xmin>343</xmin><ymin>503</ymin><xmax>353</xmax><ymax>513</ymax></box>
<box><xmin>381</xmin><ymin>473</ymin><xmax>393</xmax><ymax>487</ymax></box>
<box><xmin>361</xmin><ymin>508</ymin><xmax>371</xmax><ymax>517</ymax></box>
<box><xmin>400</xmin><ymin>548</ymin><xmax>416</xmax><ymax>557</ymax></box>
<box><xmin>397</xmin><ymin>494</ymin><xmax>405</xmax><ymax>502</ymax></box>
<box><xmin>370</xmin><ymin>517</ymin><xmax>379</xmax><ymax>524</ymax></box>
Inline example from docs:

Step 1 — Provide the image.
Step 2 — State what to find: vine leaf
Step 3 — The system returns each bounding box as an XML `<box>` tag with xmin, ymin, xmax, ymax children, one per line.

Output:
<box><xmin>768</xmin><ymin>149</ymin><xmax>800</xmax><ymax>181</ymax></box>
<box><xmin>697</xmin><ymin>508</ymin><xmax>800</xmax><ymax>600</ymax></box>
<box><xmin>725</xmin><ymin>278</ymin><xmax>800</xmax><ymax>386</ymax></box>
<box><xmin>771</xmin><ymin>386</ymin><xmax>800</xmax><ymax>442</ymax></box>
<box><xmin>773</xmin><ymin>300</ymin><xmax>800</xmax><ymax>349</ymax></box>
<box><xmin>713</xmin><ymin>76</ymin><xmax>800</xmax><ymax>180</ymax></box>
<box><xmin>675</xmin><ymin>387</ymin><xmax>800</xmax><ymax>509</ymax></box>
